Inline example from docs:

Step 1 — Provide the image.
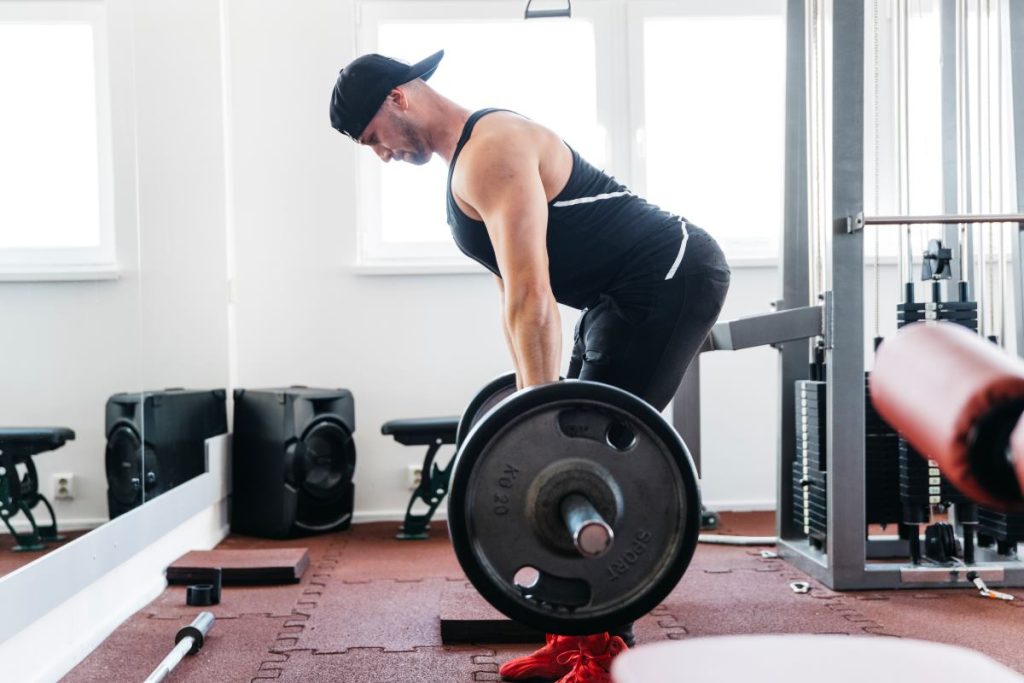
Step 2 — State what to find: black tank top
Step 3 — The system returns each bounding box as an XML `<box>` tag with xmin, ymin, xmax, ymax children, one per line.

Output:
<box><xmin>446</xmin><ymin>109</ymin><xmax>695</xmax><ymax>311</ymax></box>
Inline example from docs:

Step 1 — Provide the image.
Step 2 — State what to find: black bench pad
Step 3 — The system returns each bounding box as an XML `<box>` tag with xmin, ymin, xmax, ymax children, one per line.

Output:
<box><xmin>381</xmin><ymin>417</ymin><xmax>458</xmax><ymax>446</ymax></box>
<box><xmin>0</xmin><ymin>428</ymin><xmax>75</xmax><ymax>460</ymax></box>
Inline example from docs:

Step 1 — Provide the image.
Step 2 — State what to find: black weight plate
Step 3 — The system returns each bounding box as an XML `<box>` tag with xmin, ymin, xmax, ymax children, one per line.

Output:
<box><xmin>448</xmin><ymin>380</ymin><xmax>700</xmax><ymax>635</ymax></box>
<box><xmin>455</xmin><ymin>372</ymin><xmax>518</xmax><ymax>449</ymax></box>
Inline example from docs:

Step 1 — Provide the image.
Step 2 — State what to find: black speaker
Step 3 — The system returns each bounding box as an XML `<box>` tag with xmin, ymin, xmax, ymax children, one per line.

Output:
<box><xmin>231</xmin><ymin>386</ymin><xmax>356</xmax><ymax>538</ymax></box>
<box><xmin>105</xmin><ymin>388</ymin><xmax>228</xmax><ymax>519</ymax></box>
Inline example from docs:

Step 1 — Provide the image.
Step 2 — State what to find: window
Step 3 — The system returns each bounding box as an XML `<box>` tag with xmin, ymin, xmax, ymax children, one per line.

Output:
<box><xmin>629</xmin><ymin>0</ymin><xmax>787</xmax><ymax>261</ymax></box>
<box><xmin>355</xmin><ymin>1</ymin><xmax>610</xmax><ymax>269</ymax></box>
<box><xmin>0</xmin><ymin>1</ymin><xmax>116</xmax><ymax>278</ymax></box>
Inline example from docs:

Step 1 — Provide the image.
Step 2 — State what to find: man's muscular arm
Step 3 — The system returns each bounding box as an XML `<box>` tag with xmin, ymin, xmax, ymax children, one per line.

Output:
<box><xmin>495</xmin><ymin>276</ymin><xmax>524</xmax><ymax>390</ymax></box>
<box><xmin>457</xmin><ymin>134</ymin><xmax>561</xmax><ymax>389</ymax></box>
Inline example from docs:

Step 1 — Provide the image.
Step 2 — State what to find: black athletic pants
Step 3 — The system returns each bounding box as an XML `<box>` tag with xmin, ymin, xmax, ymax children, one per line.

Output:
<box><xmin>567</xmin><ymin>224</ymin><xmax>730</xmax><ymax>412</ymax></box>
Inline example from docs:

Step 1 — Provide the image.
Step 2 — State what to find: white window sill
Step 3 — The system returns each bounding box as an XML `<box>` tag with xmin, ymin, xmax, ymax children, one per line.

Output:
<box><xmin>352</xmin><ymin>260</ymin><xmax>493</xmax><ymax>276</ymax></box>
<box><xmin>352</xmin><ymin>257</ymin><xmax>780</xmax><ymax>275</ymax></box>
<box><xmin>0</xmin><ymin>265</ymin><xmax>121</xmax><ymax>282</ymax></box>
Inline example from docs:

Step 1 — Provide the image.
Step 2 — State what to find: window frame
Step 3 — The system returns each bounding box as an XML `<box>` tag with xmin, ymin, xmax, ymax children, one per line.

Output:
<box><xmin>0</xmin><ymin>0</ymin><xmax>118</xmax><ymax>281</ymax></box>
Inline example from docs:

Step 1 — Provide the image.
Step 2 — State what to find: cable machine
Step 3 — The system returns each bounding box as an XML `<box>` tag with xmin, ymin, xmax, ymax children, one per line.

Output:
<box><xmin>675</xmin><ymin>0</ymin><xmax>1024</xmax><ymax>589</ymax></box>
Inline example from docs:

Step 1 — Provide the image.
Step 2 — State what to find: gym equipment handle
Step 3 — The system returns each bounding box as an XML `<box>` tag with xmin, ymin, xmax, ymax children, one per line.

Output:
<box><xmin>561</xmin><ymin>493</ymin><xmax>613</xmax><ymax>558</ymax></box>
<box><xmin>524</xmin><ymin>0</ymin><xmax>571</xmax><ymax>19</ymax></box>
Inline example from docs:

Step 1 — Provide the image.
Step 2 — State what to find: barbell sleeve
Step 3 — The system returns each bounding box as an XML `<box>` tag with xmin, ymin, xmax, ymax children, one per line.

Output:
<box><xmin>561</xmin><ymin>493</ymin><xmax>614</xmax><ymax>558</ymax></box>
<box><xmin>142</xmin><ymin>611</ymin><xmax>215</xmax><ymax>683</ymax></box>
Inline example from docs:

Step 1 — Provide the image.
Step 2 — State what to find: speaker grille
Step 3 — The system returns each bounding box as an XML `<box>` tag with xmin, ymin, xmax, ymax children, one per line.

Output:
<box><xmin>105</xmin><ymin>424</ymin><xmax>147</xmax><ymax>507</ymax></box>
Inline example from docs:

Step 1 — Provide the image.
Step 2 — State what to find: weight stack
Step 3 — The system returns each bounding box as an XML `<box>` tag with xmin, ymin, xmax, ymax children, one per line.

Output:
<box><xmin>793</xmin><ymin>380</ymin><xmax>827</xmax><ymax>547</ymax></box>
<box><xmin>864</xmin><ymin>372</ymin><xmax>901</xmax><ymax>525</ymax></box>
<box><xmin>977</xmin><ymin>508</ymin><xmax>1024</xmax><ymax>555</ymax></box>
<box><xmin>232</xmin><ymin>386</ymin><xmax>356</xmax><ymax>539</ymax></box>
<box><xmin>896</xmin><ymin>296</ymin><xmax>975</xmax><ymax>516</ymax></box>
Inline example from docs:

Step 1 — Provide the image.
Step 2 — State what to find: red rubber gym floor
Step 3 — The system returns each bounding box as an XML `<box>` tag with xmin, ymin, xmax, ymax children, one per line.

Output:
<box><xmin>62</xmin><ymin>512</ymin><xmax>1024</xmax><ymax>682</ymax></box>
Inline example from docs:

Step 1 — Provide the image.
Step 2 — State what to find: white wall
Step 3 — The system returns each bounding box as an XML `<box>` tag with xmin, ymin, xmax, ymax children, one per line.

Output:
<box><xmin>130</xmin><ymin>0</ymin><xmax>231</xmax><ymax>392</ymax></box>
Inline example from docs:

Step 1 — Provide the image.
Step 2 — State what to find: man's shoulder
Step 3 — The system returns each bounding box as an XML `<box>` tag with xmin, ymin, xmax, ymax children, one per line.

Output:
<box><xmin>454</xmin><ymin>119</ymin><xmax>542</xmax><ymax>186</ymax></box>
<box><xmin>463</xmin><ymin>113</ymin><xmax>537</xmax><ymax>157</ymax></box>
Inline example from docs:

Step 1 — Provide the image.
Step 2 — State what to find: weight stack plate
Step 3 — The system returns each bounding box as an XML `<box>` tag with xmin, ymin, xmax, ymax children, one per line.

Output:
<box><xmin>792</xmin><ymin>461</ymin><xmax>808</xmax><ymax>537</ymax></box>
<box><xmin>807</xmin><ymin>469</ymin><xmax>828</xmax><ymax>549</ymax></box>
<box><xmin>978</xmin><ymin>508</ymin><xmax>1024</xmax><ymax>543</ymax></box>
<box><xmin>896</xmin><ymin>302</ymin><xmax>926</xmax><ymax>329</ymax></box>
<box><xmin>865</xmin><ymin>373</ymin><xmax>901</xmax><ymax>525</ymax></box>
<box><xmin>796</xmin><ymin>380</ymin><xmax>827</xmax><ymax>472</ymax></box>
<box><xmin>898</xmin><ymin>439</ymin><xmax>939</xmax><ymax>506</ymax></box>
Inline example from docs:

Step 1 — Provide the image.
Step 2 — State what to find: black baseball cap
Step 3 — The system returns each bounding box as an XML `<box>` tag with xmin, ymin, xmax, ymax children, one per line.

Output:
<box><xmin>330</xmin><ymin>50</ymin><xmax>444</xmax><ymax>141</ymax></box>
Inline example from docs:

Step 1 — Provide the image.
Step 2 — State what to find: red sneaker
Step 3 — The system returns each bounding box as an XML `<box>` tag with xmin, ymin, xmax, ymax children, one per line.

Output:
<box><xmin>499</xmin><ymin>634</ymin><xmax>587</xmax><ymax>680</ymax></box>
<box><xmin>553</xmin><ymin>633</ymin><xmax>628</xmax><ymax>683</ymax></box>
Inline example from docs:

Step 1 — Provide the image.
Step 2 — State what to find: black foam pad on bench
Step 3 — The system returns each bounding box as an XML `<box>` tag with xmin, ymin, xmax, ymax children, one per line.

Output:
<box><xmin>0</xmin><ymin>428</ymin><xmax>75</xmax><ymax>460</ymax></box>
<box><xmin>381</xmin><ymin>417</ymin><xmax>458</xmax><ymax>446</ymax></box>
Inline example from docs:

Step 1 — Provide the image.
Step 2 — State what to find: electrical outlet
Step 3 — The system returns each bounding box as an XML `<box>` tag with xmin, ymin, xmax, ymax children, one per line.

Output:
<box><xmin>407</xmin><ymin>464</ymin><xmax>423</xmax><ymax>491</ymax></box>
<box><xmin>53</xmin><ymin>473</ymin><xmax>74</xmax><ymax>500</ymax></box>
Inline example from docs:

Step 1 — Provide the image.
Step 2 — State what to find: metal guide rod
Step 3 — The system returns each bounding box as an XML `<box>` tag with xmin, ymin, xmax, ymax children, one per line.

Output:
<box><xmin>849</xmin><ymin>212</ymin><xmax>1024</xmax><ymax>231</ymax></box>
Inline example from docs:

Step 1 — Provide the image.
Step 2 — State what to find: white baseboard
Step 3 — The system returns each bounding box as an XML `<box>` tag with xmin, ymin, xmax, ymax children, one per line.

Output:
<box><xmin>352</xmin><ymin>508</ymin><xmax>441</xmax><ymax>524</ymax></box>
<box><xmin>0</xmin><ymin>435</ymin><xmax>232</xmax><ymax>683</ymax></box>
<box><xmin>350</xmin><ymin>500</ymin><xmax>776</xmax><ymax>525</ymax></box>
<box><xmin>702</xmin><ymin>499</ymin><xmax>776</xmax><ymax>512</ymax></box>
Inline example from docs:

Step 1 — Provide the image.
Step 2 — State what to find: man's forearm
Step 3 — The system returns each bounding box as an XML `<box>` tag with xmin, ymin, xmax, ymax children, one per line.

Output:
<box><xmin>505</xmin><ymin>292</ymin><xmax>561</xmax><ymax>388</ymax></box>
<box><xmin>501</xmin><ymin>308</ymin><xmax>524</xmax><ymax>390</ymax></box>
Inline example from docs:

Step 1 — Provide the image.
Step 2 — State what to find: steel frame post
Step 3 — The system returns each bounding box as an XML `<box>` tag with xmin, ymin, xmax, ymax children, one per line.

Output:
<box><xmin>777</xmin><ymin>0</ymin><xmax>812</xmax><ymax>544</ymax></box>
<box><xmin>1012</xmin><ymin>0</ymin><xmax>1024</xmax><ymax>356</ymax></box>
<box><xmin>672</xmin><ymin>360</ymin><xmax>702</xmax><ymax>476</ymax></box>
<box><xmin>821</xmin><ymin>0</ymin><xmax>867</xmax><ymax>590</ymax></box>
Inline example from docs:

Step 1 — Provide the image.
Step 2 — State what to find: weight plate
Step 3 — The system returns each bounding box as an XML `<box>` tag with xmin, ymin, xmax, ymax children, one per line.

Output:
<box><xmin>448</xmin><ymin>380</ymin><xmax>700</xmax><ymax>635</ymax></box>
<box><xmin>455</xmin><ymin>372</ymin><xmax>518</xmax><ymax>448</ymax></box>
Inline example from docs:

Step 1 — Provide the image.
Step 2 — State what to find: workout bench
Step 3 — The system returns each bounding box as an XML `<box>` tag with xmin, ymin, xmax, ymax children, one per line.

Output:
<box><xmin>0</xmin><ymin>427</ymin><xmax>75</xmax><ymax>551</ymax></box>
<box><xmin>381</xmin><ymin>416</ymin><xmax>458</xmax><ymax>539</ymax></box>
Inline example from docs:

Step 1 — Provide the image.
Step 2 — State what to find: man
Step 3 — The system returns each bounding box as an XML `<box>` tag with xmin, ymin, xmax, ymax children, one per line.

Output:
<box><xmin>330</xmin><ymin>50</ymin><xmax>730</xmax><ymax>683</ymax></box>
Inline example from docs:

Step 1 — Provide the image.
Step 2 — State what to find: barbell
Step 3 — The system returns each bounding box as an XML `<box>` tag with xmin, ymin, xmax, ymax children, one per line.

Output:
<box><xmin>447</xmin><ymin>377</ymin><xmax>701</xmax><ymax>634</ymax></box>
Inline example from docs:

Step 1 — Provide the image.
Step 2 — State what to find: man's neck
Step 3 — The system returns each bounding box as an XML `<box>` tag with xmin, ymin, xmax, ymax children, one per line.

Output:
<box><xmin>426</xmin><ymin>97</ymin><xmax>472</xmax><ymax>165</ymax></box>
